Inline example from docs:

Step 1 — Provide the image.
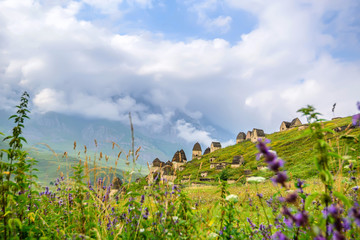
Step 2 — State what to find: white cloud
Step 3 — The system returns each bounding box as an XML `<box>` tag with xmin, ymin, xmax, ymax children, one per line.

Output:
<box><xmin>186</xmin><ymin>0</ymin><xmax>232</xmax><ymax>33</ymax></box>
<box><xmin>0</xmin><ymin>0</ymin><xmax>359</xmax><ymax>140</ymax></box>
<box><xmin>33</xmin><ymin>88</ymin><xmax>66</xmax><ymax>113</ymax></box>
<box><xmin>175</xmin><ymin>120</ymin><xmax>214</xmax><ymax>146</ymax></box>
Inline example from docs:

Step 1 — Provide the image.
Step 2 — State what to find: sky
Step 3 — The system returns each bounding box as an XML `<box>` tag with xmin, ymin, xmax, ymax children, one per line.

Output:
<box><xmin>1</xmin><ymin>0</ymin><xmax>360</xmax><ymax>148</ymax></box>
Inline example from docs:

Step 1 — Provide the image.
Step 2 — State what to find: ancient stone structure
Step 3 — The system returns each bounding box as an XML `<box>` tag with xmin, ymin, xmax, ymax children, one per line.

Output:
<box><xmin>231</xmin><ymin>155</ymin><xmax>244</xmax><ymax>168</ymax></box>
<box><xmin>246</xmin><ymin>131</ymin><xmax>253</xmax><ymax>140</ymax></box>
<box><xmin>236</xmin><ymin>132</ymin><xmax>246</xmax><ymax>144</ymax></box>
<box><xmin>203</xmin><ymin>147</ymin><xmax>210</xmax><ymax>155</ymax></box>
<box><xmin>192</xmin><ymin>142</ymin><xmax>202</xmax><ymax>160</ymax></box>
<box><xmin>215</xmin><ymin>162</ymin><xmax>228</xmax><ymax>170</ymax></box>
<box><xmin>280</xmin><ymin>118</ymin><xmax>302</xmax><ymax>131</ymax></box>
<box><xmin>251</xmin><ymin>128</ymin><xmax>265</xmax><ymax>143</ymax></box>
<box><xmin>172</xmin><ymin>149</ymin><xmax>187</xmax><ymax>171</ymax></box>
<box><xmin>210</xmin><ymin>142</ymin><xmax>221</xmax><ymax>153</ymax></box>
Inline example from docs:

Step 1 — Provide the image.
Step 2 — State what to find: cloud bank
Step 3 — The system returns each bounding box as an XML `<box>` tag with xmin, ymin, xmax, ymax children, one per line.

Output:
<box><xmin>0</xmin><ymin>0</ymin><xmax>360</xmax><ymax>147</ymax></box>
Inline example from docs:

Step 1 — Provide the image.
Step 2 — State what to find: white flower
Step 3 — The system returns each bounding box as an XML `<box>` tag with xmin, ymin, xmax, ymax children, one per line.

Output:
<box><xmin>246</xmin><ymin>176</ymin><xmax>266</xmax><ymax>183</ymax></box>
<box><xmin>259</xmin><ymin>167</ymin><xmax>268</xmax><ymax>172</ymax></box>
<box><xmin>172</xmin><ymin>216</ymin><xmax>179</xmax><ymax>221</ymax></box>
<box><xmin>209</xmin><ymin>232</ymin><xmax>219</xmax><ymax>239</ymax></box>
<box><xmin>225</xmin><ymin>194</ymin><xmax>238</xmax><ymax>203</ymax></box>
<box><xmin>167</xmin><ymin>232</ymin><xmax>172</xmax><ymax>236</ymax></box>
<box><xmin>140</xmin><ymin>228</ymin><xmax>145</xmax><ymax>233</ymax></box>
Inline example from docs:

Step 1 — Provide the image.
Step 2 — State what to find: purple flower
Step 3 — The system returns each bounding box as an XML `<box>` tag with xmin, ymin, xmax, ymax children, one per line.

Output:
<box><xmin>294</xmin><ymin>211</ymin><xmax>308</xmax><ymax>227</ymax></box>
<box><xmin>268</xmin><ymin>159</ymin><xmax>284</xmax><ymax>171</ymax></box>
<box><xmin>271</xmin><ymin>231</ymin><xmax>288</xmax><ymax>240</ymax></box>
<box><xmin>349</xmin><ymin>206</ymin><xmax>360</xmax><ymax>226</ymax></box>
<box><xmin>314</xmin><ymin>235</ymin><xmax>326</xmax><ymax>240</ymax></box>
<box><xmin>343</xmin><ymin>217</ymin><xmax>351</xmax><ymax>231</ymax></box>
<box><xmin>333</xmin><ymin>231</ymin><xmax>346</xmax><ymax>240</ymax></box>
<box><xmin>272</xmin><ymin>172</ymin><xmax>288</xmax><ymax>187</ymax></box>
<box><xmin>283</xmin><ymin>217</ymin><xmax>293</xmax><ymax>228</ymax></box>
<box><xmin>285</xmin><ymin>193</ymin><xmax>298</xmax><ymax>203</ymax></box>
<box><xmin>140</xmin><ymin>195</ymin><xmax>145</xmax><ymax>204</ymax></box>
<box><xmin>354</xmin><ymin>114</ymin><xmax>360</xmax><ymax>126</ymax></box>
<box><xmin>256</xmin><ymin>139</ymin><xmax>271</xmax><ymax>154</ymax></box>
<box><xmin>247</xmin><ymin>217</ymin><xmax>256</xmax><ymax>229</ymax></box>
<box><xmin>328</xmin><ymin>205</ymin><xmax>340</xmax><ymax>217</ymax></box>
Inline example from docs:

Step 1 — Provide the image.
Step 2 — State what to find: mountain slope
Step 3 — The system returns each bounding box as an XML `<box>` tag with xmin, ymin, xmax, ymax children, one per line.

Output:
<box><xmin>176</xmin><ymin>117</ymin><xmax>360</xmax><ymax>182</ymax></box>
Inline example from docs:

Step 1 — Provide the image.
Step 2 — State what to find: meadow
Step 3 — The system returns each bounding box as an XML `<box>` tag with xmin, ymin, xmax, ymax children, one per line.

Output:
<box><xmin>1</xmin><ymin>92</ymin><xmax>360</xmax><ymax>239</ymax></box>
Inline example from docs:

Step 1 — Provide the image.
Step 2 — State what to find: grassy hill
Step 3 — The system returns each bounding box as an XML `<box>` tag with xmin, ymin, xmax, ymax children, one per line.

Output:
<box><xmin>176</xmin><ymin>116</ymin><xmax>360</xmax><ymax>183</ymax></box>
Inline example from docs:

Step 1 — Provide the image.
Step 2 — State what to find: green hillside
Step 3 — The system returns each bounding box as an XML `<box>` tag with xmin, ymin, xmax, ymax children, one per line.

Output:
<box><xmin>176</xmin><ymin>116</ymin><xmax>360</xmax><ymax>183</ymax></box>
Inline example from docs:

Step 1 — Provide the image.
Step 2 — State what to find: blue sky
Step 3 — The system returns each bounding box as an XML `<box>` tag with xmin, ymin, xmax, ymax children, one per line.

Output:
<box><xmin>0</xmin><ymin>0</ymin><xmax>360</xmax><ymax>147</ymax></box>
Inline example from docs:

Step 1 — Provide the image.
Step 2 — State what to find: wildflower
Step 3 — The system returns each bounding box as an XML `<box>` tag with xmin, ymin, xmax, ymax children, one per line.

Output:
<box><xmin>353</xmin><ymin>102</ymin><xmax>360</xmax><ymax>126</ymax></box>
<box><xmin>257</xmin><ymin>193</ymin><xmax>263</xmax><ymax>199</ymax></box>
<box><xmin>314</xmin><ymin>235</ymin><xmax>326</xmax><ymax>240</ymax></box>
<box><xmin>247</xmin><ymin>217</ymin><xmax>256</xmax><ymax>229</ymax></box>
<box><xmin>226</xmin><ymin>194</ymin><xmax>239</xmax><ymax>203</ymax></box>
<box><xmin>333</xmin><ymin>231</ymin><xmax>346</xmax><ymax>240</ymax></box>
<box><xmin>285</xmin><ymin>193</ymin><xmax>298</xmax><ymax>203</ymax></box>
<box><xmin>209</xmin><ymin>232</ymin><xmax>219</xmax><ymax>239</ymax></box>
<box><xmin>349</xmin><ymin>206</ymin><xmax>360</xmax><ymax>226</ymax></box>
<box><xmin>268</xmin><ymin>159</ymin><xmax>284</xmax><ymax>171</ymax></box>
<box><xmin>140</xmin><ymin>195</ymin><xmax>145</xmax><ymax>204</ymax></box>
<box><xmin>272</xmin><ymin>172</ymin><xmax>288</xmax><ymax>187</ymax></box>
<box><xmin>139</xmin><ymin>228</ymin><xmax>145</xmax><ymax>233</ymax></box>
<box><xmin>172</xmin><ymin>216</ymin><xmax>179</xmax><ymax>222</ymax></box>
<box><xmin>294</xmin><ymin>211</ymin><xmax>308</xmax><ymax>227</ymax></box>
<box><xmin>247</xmin><ymin>176</ymin><xmax>266</xmax><ymax>183</ymax></box>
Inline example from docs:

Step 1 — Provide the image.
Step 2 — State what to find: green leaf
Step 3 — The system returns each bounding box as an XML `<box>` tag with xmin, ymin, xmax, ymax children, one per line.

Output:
<box><xmin>305</xmin><ymin>192</ymin><xmax>320</xmax><ymax>210</ymax></box>
<box><xmin>8</xmin><ymin>218</ymin><xmax>22</xmax><ymax>230</ymax></box>
<box><xmin>333</xmin><ymin>191</ymin><xmax>351</xmax><ymax>208</ymax></box>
